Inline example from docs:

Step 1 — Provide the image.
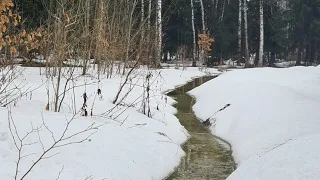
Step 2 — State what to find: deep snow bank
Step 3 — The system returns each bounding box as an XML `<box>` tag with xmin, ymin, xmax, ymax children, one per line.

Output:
<box><xmin>190</xmin><ymin>66</ymin><xmax>320</xmax><ymax>180</ymax></box>
<box><xmin>0</xmin><ymin>67</ymin><xmax>216</xmax><ymax>180</ymax></box>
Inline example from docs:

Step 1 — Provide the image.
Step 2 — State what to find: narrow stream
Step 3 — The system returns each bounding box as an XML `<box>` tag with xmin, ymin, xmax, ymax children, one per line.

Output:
<box><xmin>166</xmin><ymin>76</ymin><xmax>235</xmax><ymax>180</ymax></box>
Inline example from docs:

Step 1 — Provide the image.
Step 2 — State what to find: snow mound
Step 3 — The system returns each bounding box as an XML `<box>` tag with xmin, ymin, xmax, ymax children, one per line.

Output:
<box><xmin>190</xmin><ymin>67</ymin><xmax>320</xmax><ymax>180</ymax></box>
<box><xmin>0</xmin><ymin>67</ymin><xmax>217</xmax><ymax>180</ymax></box>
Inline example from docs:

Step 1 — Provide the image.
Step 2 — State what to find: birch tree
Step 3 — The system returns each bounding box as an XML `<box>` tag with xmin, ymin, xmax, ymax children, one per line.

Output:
<box><xmin>243</xmin><ymin>0</ymin><xmax>251</xmax><ymax>67</ymax></box>
<box><xmin>141</xmin><ymin>0</ymin><xmax>145</xmax><ymax>39</ymax></box>
<box><xmin>156</xmin><ymin>0</ymin><xmax>162</xmax><ymax>64</ymax></box>
<box><xmin>148</xmin><ymin>0</ymin><xmax>152</xmax><ymax>31</ymax></box>
<box><xmin>199</xmin><ymin>0</ymin><xmax>206</xmax><ymax>67</ymax></box>
<box><xmin>220</xmin><ymin>0</ymin><xmax>226</xmax><ymax>21</ymax></box>
<box><xmin>237</xmin><ymin>0</ymin><xmax>242</xmax><ymax>65</ymax></box>
<box><xmin>258</xmin><ymin>0</ymin><xmax>264</xmax><ymax>67</ymax></box>
<box><xmin>191</xmin><ymin>0</ymin><xmax>197</xmax><ymax>67</ymax></box>
<box><xmin>199</xmin><ymin>0</ymin><xmax>206</xmax><ymax>34</ymax></box>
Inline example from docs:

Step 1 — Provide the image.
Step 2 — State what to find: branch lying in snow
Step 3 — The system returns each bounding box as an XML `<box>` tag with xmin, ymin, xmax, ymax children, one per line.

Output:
<box><xmin>55</xmin><ymin>166</ymin><xmax>64</xmax><ymax>180</ymax></box>
<box><xmin>156</xmin><ymin>132</ymin><xmax>173</xmax><ymax>141</ymax></box>
<box><xmin>202</xmin><ymin>104</ymin><xmax>231</xmax><ymax>127</ymax></box>
<box><xmin>8</xmin><ymin>109</ymin><xmax>107</xmax><ymax>180</ymax></box>
<box><xmin>127</xmin><ymin>123</ymin><xmax>147</xmax><ymax>129</ymax></box>
<box><xmin>259</xmin><ymin>139</ymin><xmax>292</xmax><ymax>157</ymax></box>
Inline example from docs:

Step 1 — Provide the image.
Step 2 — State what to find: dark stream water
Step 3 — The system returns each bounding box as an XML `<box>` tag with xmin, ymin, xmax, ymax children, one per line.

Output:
<box><xmin>166</xmin><ymin>76</ymin><xmax>235</xmax><ymax>180</ymax></box>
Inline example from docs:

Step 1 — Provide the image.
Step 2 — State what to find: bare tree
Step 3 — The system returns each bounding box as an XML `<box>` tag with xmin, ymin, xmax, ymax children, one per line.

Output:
<box><xmin>82</xmin><ymin>0</ymin><xmax>92</xmax><ymax>76</ymax></box>
<box><xmin>191</xmin><ymin>0</ymin><xmax>197</xmax><ymax>67</ymax></box>
<box><xmin>243</xmin><ymin>0</ymin><xmax>251</xmax><ymax>67</ymax></box>
<box><xmin>148</xmin><ymin>0</ymin><xmax>152</xmax><ymax>31</ymax></box>
<box><xmin>220</xmin><ymin>0</ymin><xmax>226</xmax><ymax>21</ymax></box>
<box><xmin>199</xmin><ymin>0</ymin><xmax>206</xmax><ymax>67</ymax></box>
<box><xmin>199</xmin><ymin>0</ymin><xmax>206</xmax><ymax>34</ymax></box>
<box><xmin>0</xmin><ymin>67</ymin><xmax>29</xmax><ymax>107</ymax></box>
<box><xmin>155</xmin><ymin>0</ymin><xmax>162</xmax><ymax>65</ymax></box>
<box><xmin>258</xmin><ymin>0</ymin><xmax>264</xmax><ymax>67</ymax></box>
<box><xmin>237</xmin><ymin>0</ymin><xmax>242</xmax><ymax>66</ymax></box>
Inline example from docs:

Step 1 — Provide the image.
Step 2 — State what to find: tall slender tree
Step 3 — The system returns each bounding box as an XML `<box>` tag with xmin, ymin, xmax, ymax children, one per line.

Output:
<box><xmin>237</xmin><ymin>0</ymin><xmax>242</xmax><ymax>65</ymax></box>
<box><xmin>258</xmin><ymin>0</ymin><xmax>264</xmax><ymax>67</ymax></box>
<box><xmin>243</xmin><ymin>0</ymin><xmax>251</xmax><ymax>67</ymax></box>
<box><xmin>191</xmin><ymin>0</ymin><xmax>197</xmax><ymax>66</ymax></box>
<box><xmin>156</xmin><ymin>0</ymin><xmax>162</xmax><ymax>64</ymax></box>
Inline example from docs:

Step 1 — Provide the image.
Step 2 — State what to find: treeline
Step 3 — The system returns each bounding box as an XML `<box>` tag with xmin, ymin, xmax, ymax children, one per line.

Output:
<box><xmin>7</xmin><ymin>0</ymin><xmax>163</xmax><ymax>74</ymax></box>
<box><xmin>13</xmin><ymin>0</ymin><xmax>320</xmax><ymax>67</ymax></box>
<box><xmin>165</xmin><ymin>0</ymin><xmax>320</xmax><ymax>67</ymax></box>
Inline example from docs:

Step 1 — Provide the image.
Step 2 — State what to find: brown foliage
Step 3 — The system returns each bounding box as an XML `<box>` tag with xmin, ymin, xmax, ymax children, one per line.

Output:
<box><xmin>198</xmin><ymin>33</ymin><xmax>215</xmax><ymax>52</ymax></box>
<box><xmin>0</xmin><ymin>0</ymin><xmax>42</xmax><ymax>57</ymax></box>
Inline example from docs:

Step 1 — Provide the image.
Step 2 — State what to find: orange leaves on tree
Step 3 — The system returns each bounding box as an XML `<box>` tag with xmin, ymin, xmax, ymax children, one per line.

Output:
<box><xmin>20</xmin><ymin>29</ymin><xmax>26</xmax><ymax>37</ymax></box>
<box><xmin>0</xmin><ymin>0</ymin><xmax>14</xmax><ymax>12</ymax></box>
<box><xmin>198</xmin><ymin>33</ymin><xmax>215</xmax><ymax>52</ymax></box>
<box><xmin>0</xmin><ymin>0</ymin><xmax>43</xmax><ymax>56</ymax></box>
<box><xmin>64</xmin><ymin>13</ymin><xmax>70</xmax><ymax>24</ymax></box>
<box><xmin>10</xmin><ymin>46</ymin><xmax>16</xmax><ymax>55</ymax></box>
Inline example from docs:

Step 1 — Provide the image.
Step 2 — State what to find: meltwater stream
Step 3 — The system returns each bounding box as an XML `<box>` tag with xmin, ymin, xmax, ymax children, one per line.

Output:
<box><xmin>166</xmin><ymin>76</ymin><xmax>235</xmax><ymax>180</ymax></box>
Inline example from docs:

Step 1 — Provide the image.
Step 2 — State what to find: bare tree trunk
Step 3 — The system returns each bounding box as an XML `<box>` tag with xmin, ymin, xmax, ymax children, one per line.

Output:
<box><xmin>138</xmin><ymin>0</ymin><xmax>145</xmax><ymax>62</ymax></box>
<box><xmin>94</xmin><ymin>0</ymin><xmax>104</xmax><ymax>76</ymax></box>
<box><xmin>215</xmin><ymin>0</ymin><xmax>218</xmax><ymax>17</ymax></box>
<box><xmin>148</xmin><ymin>0</ymin><xmax>152</xmax><ymax>31</ymax></box>
<box><xmin>147</xmin><ymin>0</ymin><xmax>152</xmax><ymax>65</ymax></box>
<box><xmin>123</xmin><ymin>0</ymin><xmax>137</xmax><ymax>75</ymax></box>
<box><xmin>191</xmin><ymin>0</ymin><xmax>197</xmax><ymax>67</ymax></box>
<box><xmin>199</xmin><ymin>0</ymin><xmax>206</xmax><ymax>67</ymax></box>
<box><xmin>258</xmin><ymin>0</ymin><xmax>264</xmax><ymax>67</ymax></box>
<box><xmin>141</xmin><ymin>0</ymin><xmax>145</xmax><ymax>39</ymax></box>
<box><xmin>54</xmin><ymin>64</ymin><xmax>62</xmax><ymax>112</ymax></box>
<box><xmin>220</xmin><ymin>0</ymin><xmax>225</xmax><ymax>21</ymax></box>
<box><xmin>243</xmin><ymin>0</ymin><xmax>250</xmax><ymax>67</ymax></box>
<box><xmin>237</xmin><ymin>0</ymin><xmax>242</xmax><ymax>66</ymax></box>
<box><xmin>82</xmin><ymin>0</ymin><xmax>91</xmax><ymax>75</ymax></box>
<box><xmin>199</xmin><ymin>0</ymin><xmax>206</xmax><ymax>34</ymax></box>
<box><xmin>296</xmin><ymin>45</ymin><xmax>302</xmax><ymax>66</ymax></box>
<box><xmin>270</xmin><ymin>51</ymin><xmax>276</xmax><ymax>67</ymax></box>
<box><xmin>156</xmin><ymin>0</ymin><xmax>162</xmax><ymax>65</ymax></box>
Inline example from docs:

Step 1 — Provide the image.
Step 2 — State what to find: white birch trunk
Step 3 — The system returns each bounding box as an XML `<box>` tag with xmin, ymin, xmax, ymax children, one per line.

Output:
<box><xmin>199</xmin><ymin>0</ymin><xmax>206</xmax><ymax>34</ymax></box>
<box><xmin>243</xmin><ymin>0</ymin><xmax>251</xmax><ymax>67</ymax></box>
<box><xmin>258</xmin><ymin>0</ymin><xmax>264</xmax><ymax>67</ymax></box>
<box><xmin>141</xmin><ymin>0</ymin><xmax>145</xmax><ymax>25</ymax></box>
<box><xmin>237</xmin><ymin>0</ymin><xmax>242</xmax><ymax>65</ymax></box>
<box><xmin>199</xmin><ymin>0</ymin><xmax>206</xmax><ymax>67</ymax></box>
<box><xmin>148</xmin><ymin>0</ymin><xmax>151</xmax><ymax>31</ymax></box>
<box><xmin>215</xmin><ymin>0</ymin><xmax>218</xmax><ymax>10</ymax></box>
<box><xmin>220</xmin><ymin>0</ymin><xmax>225</xmax><ymax>21</ymax></box>
<box><xmin>138</xmin><ymin>0</ymin><xmax>145</xmax><ymax>62</ymax></box>
<box><xmin>156</xmin><ymin>0</ymin><xmax>162</xmax><ymax>64</ymax></box>
<box><xmin>191</xmin><ymin>0</ymin><xmax>197</xmax><ymax>66</ymax></box>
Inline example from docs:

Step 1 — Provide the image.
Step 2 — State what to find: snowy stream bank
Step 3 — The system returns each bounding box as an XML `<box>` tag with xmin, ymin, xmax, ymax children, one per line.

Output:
<box><xmin>190</xmin><ymin>66</ymin><xmax>320</xmax><ymax>180</ymax></box>
<box><xmin>0</xmin><ymin>67</ymin><xmax>219</xmax><ymax>180</ymax></box>
<box><xmin>166</xmin><ymin>76</ymin><xmax>235</xmax><ymax>180</ymax></box>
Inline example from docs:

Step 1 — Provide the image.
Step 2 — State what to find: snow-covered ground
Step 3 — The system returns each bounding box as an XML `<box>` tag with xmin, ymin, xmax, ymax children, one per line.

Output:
<box><xmin>0</xmin><ymin>66</ymin><xmax>217</xmax><ymax>180</ymax></box>
<box><xmin>190</xmin><ymin>66</ymin><xmax>320</xmax><ymax>179</ymax></box>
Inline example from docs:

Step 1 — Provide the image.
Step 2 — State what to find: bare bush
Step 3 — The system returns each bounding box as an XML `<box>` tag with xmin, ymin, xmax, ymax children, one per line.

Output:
<box><xmin>0</xmin><ymin>66</ymin><xmax>28</xmax><ymax>107</ymax></box>
<box><xmin>8</xmin><ymin>109</ymin><xmax>104</xmax><ymax>180</ymax></box>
